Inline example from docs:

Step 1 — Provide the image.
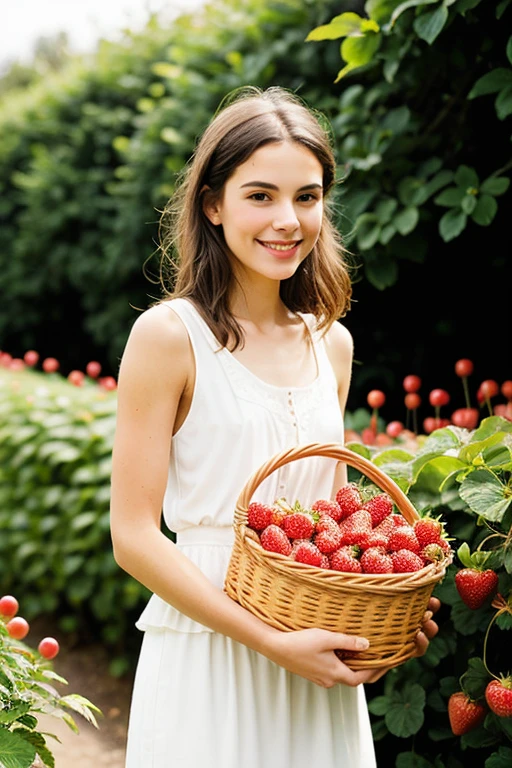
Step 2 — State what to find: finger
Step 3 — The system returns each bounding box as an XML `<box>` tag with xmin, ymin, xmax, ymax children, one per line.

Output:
<box><xmin>428</xmin><ymin>596</ymin><xmax>441</xmax><ymax>614</ymax></box>
<box><xmin>421</xmin><ymin>617</ymin><xmax>439</xmax><ymax>641</ymax></box>
<box><xmin>330</xmin><ymin>634</ymin><xmax>370</xmax><ymax>653</ymax></box>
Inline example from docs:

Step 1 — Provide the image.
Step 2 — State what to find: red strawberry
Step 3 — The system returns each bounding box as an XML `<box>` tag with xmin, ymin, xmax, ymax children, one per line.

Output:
<box><xmin>373</xmin><ymin>515</ymin><xmax>395</xmax><ymax>539</ymax></box>
<box><xmin>292</xmin><ymin>540</ymin><xmax>323</xmax><ymax>567</ymax></box>
<box><xmin>335</xmin><ymin>483</ymin><xmax>363</xmax><ymax>519</ymax></box>
<box><xmin>357</xmin><ymin>529</ymin><xmax>389</xmax><ymax>551</ymax></box>
<box><xmin>485</xmin><ymin>678</ymin><xmax>512</xmax><ymax>717</ymax></box>
<box><xmin>413</xmin><ymin>516</ymin><xmax>446</xmax><ymax>548</ymax></box>
<box><xmin>282</xmin><ymin>512</ymin><xmax>315</xmax><ymax>540</ymax></box>
<box><xmin>390</xmin><ymin>513</ymin><xmax>408</xmax><ymax>527</ymax></box>
<box><xmin>247</xmin><ymin>502</ymin><xmax>274</xmax><ymax>531</ymax></box>
<box><xmin>364</xmin><ymin>493</ymin><xmax>393</xmax><ymax>527</ymax></box>
<box><xmin>454</xmin><ymin>568</ymin><xmax>498</xmax><ymax>609</ymax></box>
<box><xmin>329</xmin><ymin>545</ymin><xmax>362</xmax><ymax>573</ymax></box>
<box><xmin>311</xmin><ymin>498</ymin><xmax>343</xmax><ymax>522</ymax></box>
<box><xmin>388</xmin><ymin>525</ymin><xmax>421</xmax><ymax>554</ymax></box>
<box><xmin>260</xmin><ymin>525</ymin><xmax>292</xmax><ymax>556</ymax></box>
<box><xmin>271</xmin><ymin>507</ymin><xmax>287</xmax><ymax>527</ymax></box>
<box><xmin>360</xmin><ymin>546</ymin><xmax>394</xmax><ymax>574</ymax></box>
<box><xmin>391</xmin><ymin>549</ymin><xmax>425</xmax><ymax>573</ymax></box>
<box><xmin>448</xmin><ymin>692</ymin><xmax>487</xmax><ymax>735</ymax></box>
<box><xmin>339</xmin><ymin>509</ymin><xmax>373</xmax><ymax>546</ymax></box>
<box><xmin>314</xmin><ymin>515</ymin><xmax>343</xmax><ymax>553</ymax></box>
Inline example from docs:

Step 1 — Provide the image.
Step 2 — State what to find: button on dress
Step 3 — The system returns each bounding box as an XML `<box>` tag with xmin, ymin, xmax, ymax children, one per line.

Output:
<box><xmin>124</xmin><ymin>297</ymin><xmax>377</xmax><ymax>767</ymax></box>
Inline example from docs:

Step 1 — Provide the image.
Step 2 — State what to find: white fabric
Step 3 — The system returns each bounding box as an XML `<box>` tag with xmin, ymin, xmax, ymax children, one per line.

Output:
<box><xmin>125</xmin><ymin>297</ymin><xmax>377</xmax><ymax>767</ymax></box>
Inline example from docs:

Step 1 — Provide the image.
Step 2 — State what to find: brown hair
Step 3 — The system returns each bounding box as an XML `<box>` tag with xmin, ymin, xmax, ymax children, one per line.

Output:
<box><xmin>156</xmin><ymin>85</ymin><xmax>352</xmax><ymax>349</ymax></box>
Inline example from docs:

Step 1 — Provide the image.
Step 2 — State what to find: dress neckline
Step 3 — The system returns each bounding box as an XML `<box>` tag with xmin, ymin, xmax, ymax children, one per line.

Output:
<box><xmin>178</xmin><ymin>298</ymin><xmax>322</xmax><ymax>392</ymax></box>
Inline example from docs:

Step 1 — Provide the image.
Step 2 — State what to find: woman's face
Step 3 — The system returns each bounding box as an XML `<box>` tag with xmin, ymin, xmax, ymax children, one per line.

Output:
<box><xmin>204</xmin><ymin>141</ymin><xmax>324</xmax><ymax>284</ymax></box>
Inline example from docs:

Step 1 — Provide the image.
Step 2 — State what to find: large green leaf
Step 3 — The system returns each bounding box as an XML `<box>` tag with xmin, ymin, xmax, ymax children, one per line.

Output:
<box><xmin>413</xmin><ymin>5</ymin><xmax>449</xmax><ymax>44</ymax></box>
<box><xmin>0</xmin><ymin>728</ymin><xmax>36</xmax><ymax>768</ymax></box>
<box><xmin>458</xmin><ymin>469</ymin><xmax>511</xmax><ymax>522</ymax></box>
<box><xmin>385</xmin><ymin>683</ymin><xmax>425</xmax><ymax>737</ymax></box>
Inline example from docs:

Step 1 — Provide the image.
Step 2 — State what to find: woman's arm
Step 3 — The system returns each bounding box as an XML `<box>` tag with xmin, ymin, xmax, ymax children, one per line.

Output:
<box><xmin>109</xmin><ymin>304</ymin><xmax>379</xmax><ymax>688</ymax></box>
<box><xmin>324</xmin><ymin>320</ymin><xmax>354</xmax><ymax>490</ymax></box>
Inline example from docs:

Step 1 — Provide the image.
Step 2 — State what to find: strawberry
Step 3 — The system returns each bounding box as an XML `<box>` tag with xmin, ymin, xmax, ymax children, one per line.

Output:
<box><xmin>356</xmin><ymin>529</ymin><xmax>389</xmax><ymax>551</ymax></box>
<box><xmin>373</xmin><ymin>515</ymin><xmax>395</xmax><ymax>539</ymax></box>
<box><xmin>311</xmin><ymin>498</ymin><xmax>343</xmax><ymax>522</ymax></box>
<box><xmin>363</xmin><ymin>493</ymin><xmax>393</xmax><ymax>527</ymax></box>
<box><xmin>260</xmin><ymin>525</ymin><xmax>292</xmax><ymax>556</ymax></box>
<box><xmin>247</xmin><ymin>501</ymin><xmax>274</xmax><ymax>531</ymax></box>
<box><xmin>292</xmin><ymin>540</ymin><xmax>323</xmax><ymax>567</ymax></box>
<box><xmin>448</xmin><ymin>692</ymin><xmax>487</xmax><ymax>735</ymax></box>
<box><xmin>329</xmin><ymin>545</ymin><xmax>362</xmax><ymax>573</ymax></box>
<box><xmin>282</xmin><ymin>512</ymin><xmax>315</xmax><ymax>540</ymax></box>
<box><xmin>454</xmin><ymin>567</ymin><xmax>498</xmax><ymax>609</ymax></box>
<box><xmin>485</xmin><ymin>677</ymin><xmax>512</xmax><ymax>718</ymax></box>
<box><xmin>421</xmin><ymin>542</ymin><xmax>447</xmax><ymax>564</ymax></box>
<box><xmin>360</xmin><ymin>546</ymin><xmax>394</xmax><ymax>574</ymax></box>
<box><xmin>388</xmin><ymin>525</ymin><xmax>421</xmax><ymax>554</ymax></box>
<box><xmin>413</xmin><ymin>515</ymin><xmax>449</xmax><ymax>550</ymax></box>
<box><xmin>391</xmin><ymin>549</ymin><xmax>425</xmax><ymax>573</ymax></box>
<box><xmin>314</xmin><ymin>515</ymin><xmax>343</xmax><ymax>553</ymax></box>
<box><xmin>335</xmin><ymin>482</ymin><xmax>363</xmax><ymax>519</ymax></box>
<box><xmin>339</xmin><ymin>509</ymin><xmax>373</xmax><ymax>546</ymax></box>
<box><xmin>390</xmin><ymin>513</ymin><xmax>408</xmax><ymax>527</ymax></box>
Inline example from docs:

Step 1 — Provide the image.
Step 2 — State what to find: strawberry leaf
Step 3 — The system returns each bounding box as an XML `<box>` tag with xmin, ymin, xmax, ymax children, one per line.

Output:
<box><xmin>384</xmin><ymin>682</ymin><xmax>425</xmax><ymax>737</ymax></box>
<box><xmin>396</xmin><ymin>750</ymin><xmax>434</xmax><ymax>767</ymax></box>
<box><xmin>461</xmin><ymin>656</ymin><xmax>490</xmax><ymax>699</ymax></box>
<box><xmin>459</xmin><ymin>470</ymin><xmax>511</xmax><ymax>523</ymax></box>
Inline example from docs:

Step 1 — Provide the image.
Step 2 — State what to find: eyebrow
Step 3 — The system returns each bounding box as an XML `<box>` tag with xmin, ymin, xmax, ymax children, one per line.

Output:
<box><xmin>240</xmin><ymin>181</ymin><xmax>323</xmax><ymax>192</ymax></box>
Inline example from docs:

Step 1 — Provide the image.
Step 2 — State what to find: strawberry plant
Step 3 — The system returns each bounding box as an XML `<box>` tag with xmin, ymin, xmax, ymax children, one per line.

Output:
<box><xmin>0</xmin><ymin>596</ymin><xmax>100</xmax><ymax>768</ymax></box>
<box><xmin>347</xmin><ymin>414</ymin><xmax>512</xmax><ymax>767</ymax></box>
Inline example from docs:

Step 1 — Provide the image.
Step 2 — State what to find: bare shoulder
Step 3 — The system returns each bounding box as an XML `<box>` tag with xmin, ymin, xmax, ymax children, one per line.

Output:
<box><xmin>118</xmin><ymin>302</ymin><xmax>193</xmax><ymax>391</ymax></box>
<box><xmin>323</xmin><ymin>320</ymin><xmax>354</xmax><ymax>362</ymax></box>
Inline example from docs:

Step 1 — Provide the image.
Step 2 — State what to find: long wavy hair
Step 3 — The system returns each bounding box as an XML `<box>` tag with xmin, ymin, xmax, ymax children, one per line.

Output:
<box><xmin>156</xmin><ymin>85</ymin><xmax>352</xmax><ymax>349</ymax></box>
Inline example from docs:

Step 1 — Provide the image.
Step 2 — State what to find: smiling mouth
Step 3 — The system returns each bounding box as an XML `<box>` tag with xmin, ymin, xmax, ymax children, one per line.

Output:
<box><xmin>257</xmin><ymin>240</ymin><xmax>301</xmax><ymax>251</ymax></box>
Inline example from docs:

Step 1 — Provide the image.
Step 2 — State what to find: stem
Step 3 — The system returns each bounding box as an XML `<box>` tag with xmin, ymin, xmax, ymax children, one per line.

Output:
<box><xmin>485</xmin><ymin>395</ymin><xmax>493</xmax><ymax>416</ymax></box>
<box><xmin>482</xmin><ymin>609</ymin><xmax>503</xmax><ymax>679</ymax></box>
<box><xmin>413</xmin><ymin>408</ymin><xmax>418</xmax><ymax>435</ymax></box>
<box><xmin>462</xmin><ymin>376</ymin><xmax>471</xmax><ymax>409</ymax></box>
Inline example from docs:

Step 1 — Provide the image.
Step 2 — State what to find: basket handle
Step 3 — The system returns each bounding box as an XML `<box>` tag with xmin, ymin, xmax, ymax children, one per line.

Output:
<box><xmin>236</xmin><ymin>442</ymin><xmax>418</xmax><ymax>525</ymax></box>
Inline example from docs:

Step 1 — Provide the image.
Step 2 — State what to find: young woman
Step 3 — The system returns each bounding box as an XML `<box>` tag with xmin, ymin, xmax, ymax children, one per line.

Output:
<box><xmin>110</xmin><ymin>86</ymin><xmax>439</xmax><ymax>767</ymax></box>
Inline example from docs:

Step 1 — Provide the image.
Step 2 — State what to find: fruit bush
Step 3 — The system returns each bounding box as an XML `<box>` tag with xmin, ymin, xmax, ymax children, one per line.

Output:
<box><xmin>0</xmin><ymin>357</ymin><xmax>150</xmax><ymax>677</ymax></box>
<box><xmin>0</xmin><ymin>595</ymin><xmax>100</xmax><ymax>768</ymax></box>
<box><xmin>347</xmin><ymin>414</ymin><xmax>512</xmax><ymax>767</ymax></box>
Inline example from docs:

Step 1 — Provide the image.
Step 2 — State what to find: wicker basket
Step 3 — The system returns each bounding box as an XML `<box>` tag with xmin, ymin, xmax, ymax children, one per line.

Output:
<box><xmin>224</xmin><ymin>442</ymin><xmax>451</xmax><ymax>669</ymax></box>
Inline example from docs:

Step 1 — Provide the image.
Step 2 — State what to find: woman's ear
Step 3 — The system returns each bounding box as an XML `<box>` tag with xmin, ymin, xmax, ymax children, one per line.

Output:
<box><xmin>201</xmin><ymin>185</ymin><xmax>222</xmax><ymax>226</ymax></box>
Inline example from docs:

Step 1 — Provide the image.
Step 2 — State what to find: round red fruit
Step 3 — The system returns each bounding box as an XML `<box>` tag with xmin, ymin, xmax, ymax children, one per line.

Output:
<box><xmin>500</xmin><ymin>380</ymin><xmax>512</xmax><ymax>400</ymax></box>
<box><xmin>423</xmin><ymin>416</ymin><xmax>441</xmax><ymax>434</ymax></box>
<box><xmin>86</xmin><ymin>361</ymin><xmax>102</xmax><ymax>379</ymax></box>
<box><xmin>479</xmin><ymin>379</ymin><xmax>499</xmax><ymax>399</ymax></box>
<box><xmin>451</xmin><ymin>408</ymin><xmax>479</xmax><ymax>430</ymax></box>
<box><xmin>429</xmin><ymin>388</ymin><xmax>450</xmax><ymax>407</ymax></box>
<box><xmin>38</xmin><ymin>636</ymin><xmax>60</xmax><ymax>660</ymax></box>
<box><xmin>6</xmin><ymin>616</ymin><xmax>30</xmax><ymax>640</ymax></box>
<box><xmin>68</xmin><ymin>370</ymin><xmax>85</xmax><ymax>387</ymax></box>
<box><xmin>454</xmin><ymin>358</ymin><xmax>474</xmax><ymax>378</ymax></box>
<box><xmin>23</xmin><ymin>350</ymin><xmax>39</xmax><ymax>366</ymax></box>
<box><xmin>99</xmin><ymin>376</ymin><xmax>117</xmax><ymax>391</ymax></box>
<box><xmin>386</xmin><ymin>420</ymin><xmax>404</xmax><ymax>438</ymax></box>
<box><xmin>0</xmin><ymin>595</ymin><xmax>19</xmax><ymax>618</ymax></box>
<box><xmin>367</xmin><ymin>390</ymin><xmax>385</xmax><ymax>409</ymax></box>
<box><xmin>485</xmin><ymin>678</ymin><xmax>512</xmax><ymax>718</ymax></box>
<box><xmin>403</xmin><ymin>375</ymin><xmax>421</xmax><ymax>393</ymax></box>
<box><xmin>404</xmin><ymin>393</ymin><xmax>421</xmax><ymax>410</ymax></box>
<box><xmin>42</xmin><ymin>357</ymin><xmax>60</xmax><ymax>373</ymax></box>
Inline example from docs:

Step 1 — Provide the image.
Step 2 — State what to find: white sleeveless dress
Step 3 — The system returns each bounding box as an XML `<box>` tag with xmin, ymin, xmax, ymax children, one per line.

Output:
<box><xmin>124</xmin><ymin>298</ymin><xmax>376</xmax><ymax>767</ymax></box>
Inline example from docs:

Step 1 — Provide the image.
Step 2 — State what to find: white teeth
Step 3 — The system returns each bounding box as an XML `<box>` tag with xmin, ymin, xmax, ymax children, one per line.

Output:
<box><xmin>261</xmin><ymin>242</ymin><xmax>297</xmax><ymax>251</ymax></box>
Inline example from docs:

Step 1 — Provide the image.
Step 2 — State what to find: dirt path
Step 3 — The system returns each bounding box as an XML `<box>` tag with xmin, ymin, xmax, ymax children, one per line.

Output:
<box><xmin>30</xmin><ymin>617</ymin><xmax>135</xmax><ymax>768</ymax></box>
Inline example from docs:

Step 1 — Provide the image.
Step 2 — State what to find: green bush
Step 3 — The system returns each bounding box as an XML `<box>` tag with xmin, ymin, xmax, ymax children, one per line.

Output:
<box><xmin>0</xmin><ymin>367</ymin><xmax>149</xmax><ymax>676</ymax></box>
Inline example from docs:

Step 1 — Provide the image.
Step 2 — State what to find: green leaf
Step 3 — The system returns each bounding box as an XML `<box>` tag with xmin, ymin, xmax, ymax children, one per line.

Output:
<box><xmin>340</xmin><ymin>32</ymin><xmax>382</xmax><ymax>71</ymax></box>
<box><xmin>390</xmin><ymin>0</ymin><xmax>439</xmax><ymax>26</ymax></box>
<box><xmin>364</xmin><ymin>253</ymin><xmax>399</xmax><ymax>289</ymax></box>
<box><xmin>356</xmin><ymin>213</ymin><xmax>381</xmax><ymax>250</ymax></box>
<box><xmin>495</xmin><ymin>84</ymin><xmax>512</xmax><ymax>119</ymax></box>
<box><xmin>461</xmin><ymin>194</ymin><xmax>477</xmax><ymax>214</ymax></box>
<box><xmin>0</xmin><ymin>728</ymin><xmax>36</xmax><ymax>768</ymax></box>
<box><xmin>485</xmin><ymin>746</ymin><xmax>512</xmax><ymax>767</ymax></box>
<box><xmin>414</xmin><ymin>6</ymin><xmax>449</xmax><ymax>44</ymax></box>
<box><xmin>306</xmin><ymin>13</ymin><xmax>368</xmax><ymax>42</ymax></box>
<box><xmin>394</xmin><ymin>207</ymin><xmax>419</xmax><ymax>235</ymax></box>
<box><xmin>454</xmin><ymin>164</ymin><xmax>480</xmax><ymax>188</ymax></box>
<box><xmin>434</xmin><ymin>187</ymin><xmax>466</xmax><ymax>207</ymax></box>
<box><xmin>385</xmin><ymin>683</ymin><xmax>425</xmax><ymax>737</ymax></box>
<box><xmin>459</xmin><ymin>469</ymin><xmax>511</xmax><ymax>522</ymax></box>
<box><xmin>480</xmin><ymin>176</ymin><xmax>510</xmax><ymax>196</ymax></box>
<box><xmin>368</xmin><ymin>694</ymin><xmax>391</xmax><ymax>716</ymax></box>
<box><xmin>471</xmin><ymin>194</ymin><xmax>498</xmax><ymax>226</ymax></box>
<box><xmin>0</xmin><ymin>702</ymin><xmax>30</xmax><ymax>724</ymax></box>
<box><xmin>396</xmin><ymin>751</ymin><xmax>434</xmax><ymax>767</ymax></box>
<box><xmin>375</xmin><ymin>198</ymin><xmax>398</xmax><ymax>224</ymax></box>
<box><xmin>468</xmin><ymin>68</ymin><xmax>512</xmax><ymax>98</ymax></box>
<box><xmin>439</xmin><ymin>208</ymin><xmax>467</xmax><ymax>241</ymax></box>
<box><xmin>462</xmin><ymin>656</ymin><xmax>492</xmax><ymax>700</ymax></box>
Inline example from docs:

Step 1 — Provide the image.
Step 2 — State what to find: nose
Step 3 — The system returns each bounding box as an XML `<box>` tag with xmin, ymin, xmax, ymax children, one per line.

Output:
<box><xmin>272</xmin><ymin>201</ymin><xmax>300</xmax><ymax>232</ymax></box>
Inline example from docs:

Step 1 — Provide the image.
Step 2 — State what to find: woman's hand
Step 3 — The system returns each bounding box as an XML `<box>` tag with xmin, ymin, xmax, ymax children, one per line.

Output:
<box><xmin>267</xmin><ymin>596</ymin><xmax>442</xmax><ymax>688</ymax></box>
